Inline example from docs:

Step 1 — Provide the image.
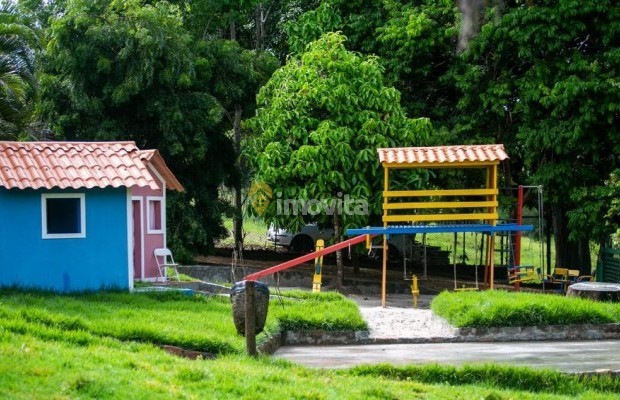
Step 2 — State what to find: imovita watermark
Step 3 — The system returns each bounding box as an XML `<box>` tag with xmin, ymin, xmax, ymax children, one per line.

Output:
<box><xmin>249</xmin><ymin>182</ymin><xmax>368</xmax><ymax>216</ymax></box>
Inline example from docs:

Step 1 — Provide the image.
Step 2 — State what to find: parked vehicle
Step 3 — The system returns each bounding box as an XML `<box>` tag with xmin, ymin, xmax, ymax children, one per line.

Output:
<box><xmin>267</xmin><ymin>223</ymin><xmax>333</xmax><ymax>253</ymax></box>
<box><xmin>267</xmin><ymin>223</ymin><xmax>411</xmax><ymax>259</ymax></box>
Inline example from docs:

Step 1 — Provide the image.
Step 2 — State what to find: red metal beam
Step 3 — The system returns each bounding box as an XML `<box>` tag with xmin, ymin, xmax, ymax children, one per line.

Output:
<box><xmin>514</xmin><ymin>185</ymin><xmax>524</xmax><ymax>291</ymax></box>
<box><xmin>515</xmin><ymin>185</ymin><xmax>524</xmax><ymax>266</ymax></box>
<box><xmin>244</xmin><ymin>235</ymin><xmax>372</xmax><ymax>282</ymax></box>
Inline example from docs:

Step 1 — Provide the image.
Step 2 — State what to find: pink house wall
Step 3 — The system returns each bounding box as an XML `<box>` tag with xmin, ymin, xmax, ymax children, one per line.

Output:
<box><xmin>132</xmin><ymin>183</ymin><xmax>165</xmax><ymax>281</ymax></box>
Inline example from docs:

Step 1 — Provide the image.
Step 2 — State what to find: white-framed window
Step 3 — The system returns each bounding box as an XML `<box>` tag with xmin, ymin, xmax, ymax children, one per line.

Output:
<box><xmin>42</xmin><ymin>193</ymin><xmax>86</xmax><ymax>239</ymax></box>
<box><xmin>147</xmin><ymin>196</ymin><xmax>164</xmax><ymax>234</ymax></box>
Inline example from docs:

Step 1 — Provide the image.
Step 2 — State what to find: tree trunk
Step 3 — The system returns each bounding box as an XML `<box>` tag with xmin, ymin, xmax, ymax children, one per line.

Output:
<box><xmin>552</xmin><ymin>205</ymin><xmax>592</xmax><ymax>274</ymax></box>
<box><xmin>333</xmin><ymin>212</ymin><xmax>343</xmax><ymax>291</ymax></box>
<box><xmin>255</xmin><ymin>3</ymin><xmax>266</xmax><ymax>51</ymax></box>
<box><xmin>229</xmin><ymin>16</ymin><xmax>236</xmax><ymax>41</ymax></box>
<box><xmin>233</xmin><ymin>105</ymin><xmax>244</xmax><ymax>252</ymax></box>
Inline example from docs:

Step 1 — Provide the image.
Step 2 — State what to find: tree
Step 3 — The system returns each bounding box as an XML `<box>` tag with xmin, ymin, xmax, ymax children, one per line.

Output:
<box><xmin>39</xmin><ymin>0</ymin><xmax>237</xmax><ymax>259</ymax></box>
<box><xmin>195</xmin><ymin>38</ymin><xmax>278</xmax><ymax>252</ymax></box>
<box><xmin>246</xmin><ymin>32</ymin><xmax>431</xmax><ymax>288</ymax></box>
<box><xmin>286</xmin><ymin>0</ymin><xmax>460</xmax><ymax>127</ymax></box>
<box><xmin>0</xmin><ymin>1</ymin><xmax>38</xmax><ymax>137</ymax></box>
<box><xmin>454</xmin><ymin>0</ymin><xmax>620</xmax><ymax>272</ymax></box>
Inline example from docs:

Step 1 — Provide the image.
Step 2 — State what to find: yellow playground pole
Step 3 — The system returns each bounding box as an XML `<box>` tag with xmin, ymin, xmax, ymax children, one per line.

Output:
<box><xmin>411</xmin><ymin>275</ymin><xmax>419</xmax><ymax>308</ymax></box>
<box><xmin>312</xmin><ymin>239</ymin><xmax>325</xmax><ymax>293</ymax></box>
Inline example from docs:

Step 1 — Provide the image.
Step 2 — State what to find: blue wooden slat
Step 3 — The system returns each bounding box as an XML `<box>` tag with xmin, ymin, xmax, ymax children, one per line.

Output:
<box><xmin>346</xmin><ymin>223</ymin><xmax>534</xmax><ymax>236</ymax></box>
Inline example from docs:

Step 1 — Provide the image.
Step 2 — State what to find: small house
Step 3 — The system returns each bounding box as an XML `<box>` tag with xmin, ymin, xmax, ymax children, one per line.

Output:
<box><xmin>0</xmin><ymin>141</ymin><xmax>183</xmax><ymax>292</ymax></box>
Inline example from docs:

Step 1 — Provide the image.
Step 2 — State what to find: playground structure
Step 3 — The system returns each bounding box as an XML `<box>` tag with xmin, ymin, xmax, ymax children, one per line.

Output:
<box><xmin>237</xmin><ymin>144</ymin><xmax>536</xmax><ymax>354</ymax></box>
<box><xmin>245</xmin><ymin>145</ymin><xmax>534</xmax><ymax>308</ymax></box>
<box><xmin>347</xmin><ymin>145</ymin><xmax>533</xmax><ymax>306</ymax></box>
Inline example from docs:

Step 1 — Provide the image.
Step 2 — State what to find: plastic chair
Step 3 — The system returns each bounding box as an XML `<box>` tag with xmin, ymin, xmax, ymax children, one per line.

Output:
<box><xmin>508</xmin><ymin>265</ymin><xmax>537</xmax><ymax>284</ymax></box>
<box><xmin>154</xmin><ymin>248</ymin><xmax>180</xmax><ymax>281</ymax></box>
<box><xmin>550</xmin><ymin>268</ymin><xmax>571</xmax><ymax>292</ymax></box>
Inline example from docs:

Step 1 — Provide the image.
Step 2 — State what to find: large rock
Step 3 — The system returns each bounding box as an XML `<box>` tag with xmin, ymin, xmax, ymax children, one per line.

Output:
<box><xmin>566</xmin><ymin>282</ymin><xmax>620</xmax><ymax>302</ymax></box>
<box><xmin>230</xmin><ymin>280</ymin><xmax>270</xmax><ymax>336</ymax></box>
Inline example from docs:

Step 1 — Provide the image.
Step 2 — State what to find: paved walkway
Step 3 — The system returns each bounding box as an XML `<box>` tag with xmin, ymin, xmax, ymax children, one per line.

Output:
<box><xmin>273</xmin><ymin>340</ymin><xmax>620</xmax><ymax>372</ymax></box>
<box><xmin>274</xmin><ymin>294</ymin><xmax>620</xmax><ymax>373</ymax></box>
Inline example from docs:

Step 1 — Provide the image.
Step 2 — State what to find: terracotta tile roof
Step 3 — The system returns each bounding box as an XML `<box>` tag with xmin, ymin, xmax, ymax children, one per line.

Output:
<box><xmin>138</xmin><ymin>149</ymin><xmax>184</xmax><ymax>192</ymax></box>
<box><xmin>377</xmin><ymin>144</ymin><xmax>508</xmax><ymax>165</ymax></box>
<box><xmin>0</xmin><ymin>141</ymin><xmax>182</xmax><ymax>191</ymax></box>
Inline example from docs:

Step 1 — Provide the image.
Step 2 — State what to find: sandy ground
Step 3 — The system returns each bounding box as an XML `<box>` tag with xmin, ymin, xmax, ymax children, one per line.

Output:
<box><xmin>348</xmin><ymin>294</ymin><xmax>457</xmax><ymax>339</ymax></box>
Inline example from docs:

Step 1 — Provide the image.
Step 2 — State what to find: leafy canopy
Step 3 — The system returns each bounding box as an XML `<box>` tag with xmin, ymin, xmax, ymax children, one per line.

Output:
<box><xmin>0</xmin><ymin>1</ymin><xmax>38</xmax><ymax>136</ymax></box>
<box><xmin>246</xmin><ymin>32</ymin><xmax>431</xmax><ymax>231</ymax></box>
<box><xmin>39</xmin><ymin>0</ymin><xmax>239</xmax><ymax>259</ymax></box>
<box><xmin>454</xmin><ymin>0</ymin><xmax>620</xmax><ymax>244</ymax></box>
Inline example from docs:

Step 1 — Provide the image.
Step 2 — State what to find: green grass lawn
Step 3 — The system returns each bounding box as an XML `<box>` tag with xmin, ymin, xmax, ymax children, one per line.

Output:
<box><xmin>1</xmin><ymin>289</ymin><xmax>619</xmax><ymax>399</ymax></box>
<box><xmin>431</xmin><ymin>290</ymin><xmax>620</xmax><ymax>327</ymax></box>
<box><xmin>424</xmin><ymin>232</ymin><xmax>555</xmax><ymax>270</ymax></box>
<box><xmin>219</xmin><ymin>217</ymin><xmax>271</xmax><ymax>248</ymax></box>
<box><xmin>0</xmin><ymin>289</ymin><xmax>364</xmax><ymax>355</ymax></box>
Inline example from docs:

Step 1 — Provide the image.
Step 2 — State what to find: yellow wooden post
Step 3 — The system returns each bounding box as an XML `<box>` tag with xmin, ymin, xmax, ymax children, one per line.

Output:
<box><xmin>382</xmin><ymin>166</ymin><xmax>389</xmax><ymax>308</ymax></box>
<box><xmin>312</xmin><ymin>239</ymin><xmax>325</xmax><ymax>293</ymax></box>
<box><xmin>411</xmin><ymin>275</ymin><xmax>419</xmax><ymax>308</ymax></box>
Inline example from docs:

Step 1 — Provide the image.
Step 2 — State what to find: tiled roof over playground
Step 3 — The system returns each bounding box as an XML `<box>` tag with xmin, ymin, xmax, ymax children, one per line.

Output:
<box><xmin>377</xmin><ymin>144</ymin><xmax>508</xmax><ymax>165</ymax></box>
<box><xmin>0</xmin><ymin>141</ymin><xmax>163</xmax><ymax>190</ymax></box>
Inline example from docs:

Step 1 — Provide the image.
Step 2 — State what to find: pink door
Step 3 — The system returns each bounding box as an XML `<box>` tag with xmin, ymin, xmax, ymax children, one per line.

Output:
<box><xmin>132</xmin><ymin>200</ymin><xmax>143</xmax><ymax>280</ymax></box>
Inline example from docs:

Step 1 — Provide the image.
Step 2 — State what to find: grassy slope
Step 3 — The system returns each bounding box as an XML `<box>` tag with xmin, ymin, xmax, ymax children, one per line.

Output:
<box><xmin>1</xmin><ymin>290</ymin><xmax>619</xmax><ymax>399</ymax></box>
<box><xmin>2</xmin><ymin>327</ymin><xmax>618</xmax><ymax>399</ymax></box>
<box><xmin>0</xmin><ymin>290</ymin><xmax>366</xmax><ymax>355</ymax></box>
<box><xmin>431</xmin><ymin>290</ymin><xmax>620</xmax><ymax>327</ymax></box>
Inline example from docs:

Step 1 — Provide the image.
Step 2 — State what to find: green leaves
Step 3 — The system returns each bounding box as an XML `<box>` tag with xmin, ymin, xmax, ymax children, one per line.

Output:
<box><xmin>40</xmin><ymin>0</ymin><xmax>259</xmax><ymax>257</ymax></box>
<box><xmin>455</xmin><ymin>0</ymin><xmax>620</xmax><ymax>251</ymax></box>
<box><xmin>246</xmin><ymin>32</ymin><xmax>430</xmax><ymax>231</ymax></box>
<box><xmin>0</xmin><ymin>2</ymin><xmax>39</xmax><ymax>136</ymax></box>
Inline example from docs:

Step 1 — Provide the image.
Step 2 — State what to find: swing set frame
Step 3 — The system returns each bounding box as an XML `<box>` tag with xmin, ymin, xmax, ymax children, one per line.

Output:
<box><xmin>347</xmin><ymin>144</ymin><xmax>533</xmax><ymax>307</ymax></box>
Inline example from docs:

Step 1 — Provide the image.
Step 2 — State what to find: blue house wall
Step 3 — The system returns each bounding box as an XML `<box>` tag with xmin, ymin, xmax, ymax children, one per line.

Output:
<box><xmin>0</xmin><ymin>187</ymin><xmax>130</xmax><ymax>292</ymax></box>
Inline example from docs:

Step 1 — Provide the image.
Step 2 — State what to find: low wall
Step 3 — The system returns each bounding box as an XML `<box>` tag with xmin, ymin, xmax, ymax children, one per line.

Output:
<box><xmin>276</xmin><ymin>323</ymin><xmax>620</xmax><ymax>347</ymax></box>
<box><xmin>456</xmin><ymin>323</ymin><xmax>620</xmax><ymax>342</ymax></box>
<box><xmin>178</xmin><ymin>264</ymin><xmax>318</xmax><ymax>287</ymax></box>
<box><xmin>178</xmin><ymin>264</ymin><xmax>413</xmax><ymax>293</ymax></box>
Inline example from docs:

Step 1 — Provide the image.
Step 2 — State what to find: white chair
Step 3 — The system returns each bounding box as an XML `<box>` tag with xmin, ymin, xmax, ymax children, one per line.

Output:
<box><xmin>154</xmin><ymin>248</ymin><xmax>180</xmax><ymax>281</ymax></box>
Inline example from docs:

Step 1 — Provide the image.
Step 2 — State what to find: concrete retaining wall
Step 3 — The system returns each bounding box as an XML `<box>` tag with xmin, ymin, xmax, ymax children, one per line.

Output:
<box><xmin>178</xmin><ymin>264</ymin><xmax>413</xmax><ymax>294</ymax></box>
<box><xmin>456</xmin><ymin>323</ymin><xmax>620</xmax><ymax>342</ymax></box>
<box><xmin>277</xmin><ymin>323</ymin><xmax>620</xmax><ymax>347</ymax></box>
<box><xmin>178</xmin><ymin>265</ymin><xmax>319</xmax><ymax>287</ymax></box>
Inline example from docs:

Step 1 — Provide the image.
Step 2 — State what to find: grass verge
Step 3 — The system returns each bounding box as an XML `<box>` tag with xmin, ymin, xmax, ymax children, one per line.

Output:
<box><xmin>431</xmin><ymin>290</ymin><xmax>620</xmax><ymax>327</ymax></box>
<box><xmin>349</xmin><ymin>363</ymin><xmax>620</xmax><ymax>397</ymax></box>
<box><xmin>268</xmin><ymin>290</ymin><xmax>367</xmax><ymax>332</ymax></box>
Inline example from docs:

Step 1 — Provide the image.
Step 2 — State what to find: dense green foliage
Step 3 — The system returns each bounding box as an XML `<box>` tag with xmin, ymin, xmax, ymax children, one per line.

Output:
<box><xmin>247</xmin><ymin>32</ymin><xmax>431</xmax><ymax>232</ymax></box>
<box><xmin>454</xmin><ymin>0</ymin><xmax>620</xmax><ymax>269</ymax></box>
<box><xmin>34</xmin><ymin>0</ymin><xmax>278</xmax><ymax>259</ymax></box>
<box><xmin>2</xmin><ymin>0</ymin><xmax>618</xmax><ymax>262</ymax></box>
<box><xmin>282</xmin><ymin>0</ymin><xmax>620</xmax><ymax>270</ymax></box>
<box><xmin>246</xmin><ymin>31</ymin><xmax>431</xmax><ymax>284</ymax></box>
<box><xmin>287</xmin><ymin>0</ymin><xmax>460</xmax><ymax>125</ymax></box>
<box><xmin>0</xmin><ymin>1</ymin><xmax>38</xmax><ymax>136</ymax></box>
<box><xmin>431</xmin><ymin>290</ymin><xmax>620</xmax><ymax>328</ymax></box>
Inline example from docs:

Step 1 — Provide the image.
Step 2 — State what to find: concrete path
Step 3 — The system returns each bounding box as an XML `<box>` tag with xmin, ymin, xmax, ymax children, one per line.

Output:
<box><xmin>274</xmin><ymin>340</ymin><xmax>620</xmax><ymax>372</ymax></box>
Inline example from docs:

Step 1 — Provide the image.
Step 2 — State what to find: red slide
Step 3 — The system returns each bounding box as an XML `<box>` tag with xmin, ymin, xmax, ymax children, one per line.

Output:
<box><xmin>244</xmin><ymin>235</ymin><xmax>371</xmax><ymax>281</ymax></box>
